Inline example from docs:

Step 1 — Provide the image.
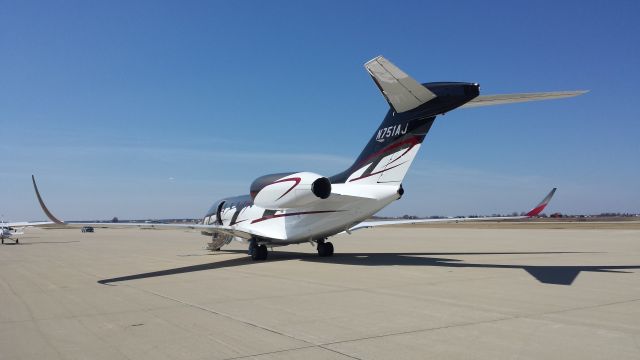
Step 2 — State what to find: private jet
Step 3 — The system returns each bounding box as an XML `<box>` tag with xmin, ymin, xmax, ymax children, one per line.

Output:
<box><xmin>31</xmin><ymin>56</ymin><xmax>584</xmax><ymax>260</ymax></box>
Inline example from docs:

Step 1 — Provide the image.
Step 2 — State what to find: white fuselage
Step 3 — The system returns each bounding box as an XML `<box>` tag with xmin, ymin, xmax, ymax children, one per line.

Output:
<box><xmin>1</xmin><ymin>227</ymin><xmax>22</xmax><ymax>240</ymax></box>
<box><xmin>209</xmin><ymin>184</ymin><xmax>401</xmax><ymax>245</ymax></box>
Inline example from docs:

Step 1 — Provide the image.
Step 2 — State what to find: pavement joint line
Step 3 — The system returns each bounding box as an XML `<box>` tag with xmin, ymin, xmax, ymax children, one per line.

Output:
<box><xmin>2</xmin><ymin>276</ymin><xmax>67</xmax><ymax>360</ymax></box>
<box><xmin>320</xmin><ymin>297</ymin><xmax>640</xmax><ymax>347</ymax></box>
<box><xmin>220</xmin><ymin>265</ymin><xmax>359</xmax><ymax>288</ymax></box>
<box><xmin>321</xmin><ymin>315</ymin><xmax>514</xmax><ymax>348</ymax></box>
<box><xmin>528</xmin><ymin>297</ymin><xmax>640</xmax><ymax>317</ymax></box>
<box><xmin>127</xmin><ymin>270</ymin><xmax>361</xmax><ymax>305</ymax></box>
<box><xmin>224</xmin><ymin>344</ymin><xmax>363</xmax><ymax>360</ymax></box>
<box><xmin>205</xmin><ymin>287</ymin><xmax>362</xmax><ymax>306</ymax></box>
<box><xmin>125</xmin><ymin>284</ymin><xmax>365</xmax><ymax>360</ymax></box>
<box><xmin>224</xmin><ymin>261</ymin><xmax>520</xmax><ymax>297</ymax></box>
<box><xmin>0</xmin><ymin>304</ymin><xmax>185</xmax><ymax>325</ymax></box>
<box><xmin>124</xmin><ymin>272</ymin><xmax>509</xmax><ymax>316</ymax></box>
<box><xmin>318</xmin><ymin>347</ymin><xmax>364</xmax><ymax>359</ymax></box>
<box><xmin>124</xmin><ymin>281</ymin><xmax>640</xmax><ymax>359</ymax></box>
<box><xmin>5</xmin><ymin>226</ymin><xmax>640</xmax><ymax>359</ymax></box>
<box><xmin>124</xmin><ymin>284</ymin><xmax>315</xmax><ymax>342</ymax></box>
<box><xmin>229</xmin><ymin>268</ymin><xmax>356</xmax><ymax>291</ymax></box>
<box><xmin>223</xmin><ymin>345</ymin><xmax>320</xmax><ymax>360</ymax></box>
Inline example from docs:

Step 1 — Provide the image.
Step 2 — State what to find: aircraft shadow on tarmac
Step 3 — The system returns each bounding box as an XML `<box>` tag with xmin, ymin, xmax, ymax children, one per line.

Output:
<box><xmin>97</xmin><ymin>251</ymin><xmax>640</xmax><ymax>286</ymax></box>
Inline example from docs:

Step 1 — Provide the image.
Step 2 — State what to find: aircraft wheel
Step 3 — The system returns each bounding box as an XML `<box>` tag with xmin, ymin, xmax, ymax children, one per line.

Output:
<box><xmin>318</xmin><ymin>243</ymin><xmax>327</xmax><ymax>256</ymax></box>
<box><xmin>16</xmin><ymin>239</ymin><xmax>19</xmax><ymax>244</ymax></box>
<box><xmin>317</xmin><ymin>241</ymin><xmax>334</xmax><ymax>257</ymax></box>
<box><xmin>325</xmin><ymin>242</ymin><xmax>334</xmax><ymax>257</ymax></box>
<box><xmin>1</xmin><ymin>238</ymin><xmax>4</xmax><ymax>245</ymax></box>
<box><xmin>252</xmin><ymin>244</ymin><xmax>268</xmax><ymax>261</ymax></box>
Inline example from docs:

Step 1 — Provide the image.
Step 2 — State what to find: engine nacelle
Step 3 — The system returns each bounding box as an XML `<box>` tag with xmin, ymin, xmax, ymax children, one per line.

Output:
<box><xmin>250</xmin><ymin>171</ymin><xmax>331</xmax><ymax>209</ymax></box>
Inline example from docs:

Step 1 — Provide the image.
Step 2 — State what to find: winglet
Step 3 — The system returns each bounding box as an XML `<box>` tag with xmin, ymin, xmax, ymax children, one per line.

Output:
<box><xmin>31</xmin><ymin>175</ymin><xmax>65</xmax><ymax>224</ymax></box>
<box><xmin>525</xmin><ymin>188</ymin><xmax>557</xmax><ymax>217</ymax></box>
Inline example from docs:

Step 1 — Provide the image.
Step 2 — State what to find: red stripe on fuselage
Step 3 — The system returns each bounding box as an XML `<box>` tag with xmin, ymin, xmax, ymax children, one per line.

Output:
<box><xmin>355</xmin><ymin>136</ymin><xmax>422</xmax><ymax>169</ymax></box>
<box><xmin>348</xmin><ymin>161</ymin><xmax>407</xmax><ymax>182</ymax></box>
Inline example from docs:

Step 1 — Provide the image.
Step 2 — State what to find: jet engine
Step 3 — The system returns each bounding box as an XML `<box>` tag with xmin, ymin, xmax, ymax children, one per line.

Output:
<box><xmin>250</xmin><ymin>171</ymin><xmax>331</xmax><ymax>209</ymax></box>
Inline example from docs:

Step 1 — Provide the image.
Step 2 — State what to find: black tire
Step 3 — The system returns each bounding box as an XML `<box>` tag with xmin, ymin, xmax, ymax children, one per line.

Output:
<box><xmin>317</xmin><ymin>242</ymin><xmax>327</xmax><ymax>257</ymax></box>
<box><xmin>250</xmin><ymin>243</ymin><xmax>259</xmax><ymax>260</ymax></box>
<box><xmin>325</xmin><ymin>242</ymin><xmax>334</xmax><ymax>256</ymax></box>
<box><xmin>16</xmin><ymin>239</ymin><xmax>19</xmax><ymax>244</ymax></box>
<box><xmin>1</xmin><ymin>238</ymin><xmax>4</xmax><ymax>245</ymax></box>
<box><xmin>317</xmin><ymin>241</ymin><xmax>334</xmax><ymax>257</ymax></box>
<box><xmin>252</xmin><ymin>244</ymin><xmax>268</xmax><ymax>260</ymax></box>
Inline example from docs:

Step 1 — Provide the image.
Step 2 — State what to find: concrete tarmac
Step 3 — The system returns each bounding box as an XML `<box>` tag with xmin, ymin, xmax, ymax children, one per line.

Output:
<box><xmin>1</xmin><ymin>225</ymin><xmax>639</xmax><ymax>359</ymax></box>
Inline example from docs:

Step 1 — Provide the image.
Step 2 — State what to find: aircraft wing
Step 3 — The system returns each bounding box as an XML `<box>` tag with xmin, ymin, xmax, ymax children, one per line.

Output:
<box><xmin>47</xmin><ymin>221</ymin><xmax>255</xmax><ymax>239</ymax></box>
<box><xmin>30</xmin><ymin>175</ymin><xmax>257</xmax><ymax>240</ymax></box>
<box><xmin>349</xmin><ymin>188</ymin><xmax>556</xmax><ymax>232</ymax></box>
<box><xmin>460</xmin><ymin>91</ymin><xmax>587</xmax><ymax>108</ymax></box>
<box><xmin>2</xmin><ymin>221</ymin><xmax>53</xmax><ymax>228</ymax></box>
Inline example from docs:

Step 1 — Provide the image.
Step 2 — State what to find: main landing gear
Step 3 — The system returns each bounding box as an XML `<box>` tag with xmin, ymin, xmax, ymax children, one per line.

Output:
<box><xmin>1</xmin><ymin>238</ymin><xmax>18</xmax><ymax>245</ymax></box>
<box><xmin>249</xmin><ymin>239</ymin><xmax>268</xmax><ymax>261</ymax></box>
<box><xmin>317</xmin><ymin>239</ymin><xmax>334</xmax><ymax>257</ymax></box>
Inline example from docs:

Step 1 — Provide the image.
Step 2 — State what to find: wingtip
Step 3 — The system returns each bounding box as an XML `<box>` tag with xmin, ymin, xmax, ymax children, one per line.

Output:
<box><xmin>525</xmin><ymin>187</ymin><xmax>557</xmax><ymax>217</ymax></box>
<box><xmin>31</xmin><ymin>175</ymin><xmax>65</xmax><ymax>225</ymax></box>
<box><xmin>365</xmin><ymin>55</ymin><xmax>385</xmax><ymax>65</ymax></box>
<box><xmin>560</xmin><ymin>90</ymin><xmax>589</xmax><ymax>99</ymax></box>
<box><xmin>548</xmin><ymin>90</ymin><xmax>588</xmax><ymax>98</ymax></box>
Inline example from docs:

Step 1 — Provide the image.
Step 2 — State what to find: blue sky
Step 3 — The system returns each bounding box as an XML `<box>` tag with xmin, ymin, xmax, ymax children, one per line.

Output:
<box><xmin>2</xmin><ymin>0</ymin><xmax>639</xmax><ymax>221</ymax></box>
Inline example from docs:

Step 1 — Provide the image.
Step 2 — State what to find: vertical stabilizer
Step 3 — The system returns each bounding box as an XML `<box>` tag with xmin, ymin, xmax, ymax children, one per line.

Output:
<box><xmin>331</xmin><ymin>57</ymin><xmax>438</xmax><ymax>185</ymax></box>
<box><xmin>330</xmin><ymin>110</ymin><xmax>435</xmax><ymax>185</ymax></box>
<box><xmin>331</xmin><ymin>56</ymin><xmax>480</xmax><ymax>186</ymax></box>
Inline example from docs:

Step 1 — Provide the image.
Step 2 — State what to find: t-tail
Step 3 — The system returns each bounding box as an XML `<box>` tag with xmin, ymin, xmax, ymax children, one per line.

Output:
<box><xmin>330</xmin><ymin>56</ymin><xmax>586</xmax><ymax>186</ymax></box>
<box><xmin>330</xmin><ymin>56</ymin><xmax>479</xmax><ymax>185</ymax></box>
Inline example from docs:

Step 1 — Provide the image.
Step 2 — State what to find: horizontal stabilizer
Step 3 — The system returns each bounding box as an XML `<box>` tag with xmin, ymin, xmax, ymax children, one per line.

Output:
<box><xmin>461</xmin><ymin>90</ymin><xmax>587</xmax><ymax>108</ymax></box>
<box><xmin>365</xmin><ymin>56</ymin><xmax>437</xmax><ymax>113</ymax></box>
